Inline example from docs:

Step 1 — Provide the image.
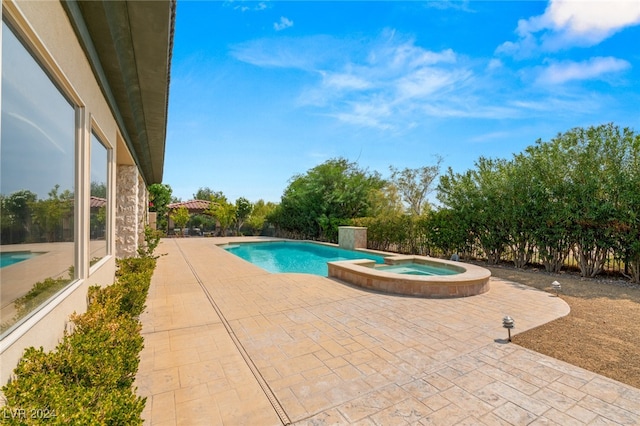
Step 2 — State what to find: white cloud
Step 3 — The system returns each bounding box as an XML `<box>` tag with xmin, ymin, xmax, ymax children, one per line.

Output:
<box><xmin>320</xmin><ymin>71</ymin><xmax>372</xmax><ymax>91</ymax></box>
<box><xmin>228</xmin><ymin>1</ymin><xmax>268</xmax><ymax>12</ymax></box>
<box><xmin>509</xmin><ymin>95</ymin><xmax>602</xmax><ymax>115</ymax></box>
<box><xmin>426</xmin><ymin>0</ymin><xmax>472</xmax><ymax>12</ymax></box>
<box><xmin>536</xmin><ymin>57</ymin><xmax>631</xmax><ymax>84</ymax></box>
<box><xmin>301</xmin><ymin>35</ymin><xmax>472</xmax><ymax>128</ymax></box>
<box><xmin>487</xmin><ymin>58</ymin><xmax>503</xmax><ymax>71</ymax></box>
<box><xmin>498</xmin><ymin>0</ymin><xmax>640</xmax><ymax>56</ymax></box>
<box><xmin>230</xmin><ymin>35</ymin><xmax>340</xmax><ymax>70</ymax></box>
<box><xmin>274</xmin><ymin>16</ymin><xmax>293</xmax><ymax>31</ymax></box>
<box><xmin>368</xmin><ymin>31</ymin><xmax>457</xmax><ymax>71</ymax></box>
<box><xmin>232</xmin><ymin>29</ymin><xmax>614</xmax><ymax>130</ymax></box>
<box><xmin>332</xmin><ymin>102</ymin><xmax>394</xmax><ymax>130</ymax></box>
<box><xmin>396</xmin><ymin>68</ymin><xmax>471</xmax><ymax>100</ymax></box>
<box><xmin>419</xmin><ymin>101</ymin><xmax>521</xmax><ymax>120</ymax></box>
<box><xmin>546</xmin><ymin>0</ymin><xmax>640</xmax><ymax>37</ymax></box>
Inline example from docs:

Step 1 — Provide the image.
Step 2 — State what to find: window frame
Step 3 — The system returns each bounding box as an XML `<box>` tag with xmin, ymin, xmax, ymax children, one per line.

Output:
<box><xmin>89</xmin><ymin>117</ymin><xmax>114</xmax><ymax>273</ymax></box>
<box><xmin>0</xmin><ymin>6</ymin><xmax>94</xmax><ymax>343</ymax></box>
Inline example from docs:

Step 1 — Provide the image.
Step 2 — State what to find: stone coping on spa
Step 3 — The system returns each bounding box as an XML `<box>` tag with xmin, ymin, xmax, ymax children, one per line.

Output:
<box><xmin>328</xmin><ymin>255</ymin><xmax>491</xmax><ymax>298</ymax></box>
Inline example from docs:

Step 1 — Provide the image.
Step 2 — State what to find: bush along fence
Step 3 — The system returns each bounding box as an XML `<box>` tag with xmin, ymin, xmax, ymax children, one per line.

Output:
<box><xmin>352</xmin><ymin>209</ymin><xmax>637</xmax><ymax>283</ymax></box>
<box><xmin>351</xmin><ymin>124</ymin><xmax>640</xmax><ymax>283</ymax></box>
<box><xmin>0</xmin><ymin>230</ymin><xmax>160</xmax><ymax>424</ymax></box>
<box><xmin>267</xmin><ymin>125</ymin><xmax>638</xmax><ymax>283</ymax></box>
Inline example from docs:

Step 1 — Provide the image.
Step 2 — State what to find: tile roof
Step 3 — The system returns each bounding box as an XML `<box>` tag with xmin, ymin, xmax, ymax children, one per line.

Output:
<box><xmin>167</xmin><ymin>199</ymin><xmax>212</xmax><ymax>211</ymax></box>
<box><xmin>90</xmin><ymin>196</ymin><xmax>107</xmax><ymax>208</ymax></box>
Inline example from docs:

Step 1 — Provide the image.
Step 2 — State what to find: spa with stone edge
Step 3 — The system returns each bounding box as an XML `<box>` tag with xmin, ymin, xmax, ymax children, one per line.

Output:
<box><xmin>328</xmin><ymin>255</ymin><xmax>491</xmax><ymax>298</ymax></box>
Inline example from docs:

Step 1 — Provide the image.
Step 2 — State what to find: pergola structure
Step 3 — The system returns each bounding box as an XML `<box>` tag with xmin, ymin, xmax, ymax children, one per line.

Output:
<box><xmin>167</xmin><ymin>200</ymin><xmax>218</xmax><ymax>235</ymax></box>
<box><xmin>167</xmin><ymin>199</ymin><xmax>213</xmax><ymax>215</ymax></box>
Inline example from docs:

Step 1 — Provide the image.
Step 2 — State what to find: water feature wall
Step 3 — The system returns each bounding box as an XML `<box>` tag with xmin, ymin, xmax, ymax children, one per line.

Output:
<box><xmin>338</xmin><ymin>226</ymin><xmax>367</xmax><ymax>250</ymax></box>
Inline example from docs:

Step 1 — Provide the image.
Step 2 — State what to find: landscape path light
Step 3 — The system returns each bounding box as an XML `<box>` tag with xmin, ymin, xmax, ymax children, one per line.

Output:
<box><xmin>502</xmin><ymin>315</ymin><xmax>515</xmax><ymax>342</ymax></box>
<box><xmin>552</xmin><ymin>280</ymin><xmax>561</xmax><ymax>296</ymax></box>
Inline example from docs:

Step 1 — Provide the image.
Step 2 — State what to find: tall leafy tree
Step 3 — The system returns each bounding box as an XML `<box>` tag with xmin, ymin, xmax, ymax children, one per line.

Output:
<box><xmin>90</xmin><ymin>181</ymin><xmax>107</xmax><ymax>198</ymax></box>
<box><xmin>367</xmin><ymin>184</ymin><xmax>404</xmax><ymax>219</ymax></box>
<box><xmin>499</xmin><ymin>157</ymin><xmax>538</xmax><ymax>268</ymax></box>
<box><xmin>207</xmin><ymin>200</ymin><xmax>236</xmax><ymax>237</ymax></box>
<box><xmin>438</xmin><ymin>159</ymin><xmax>509</xmax><ymax>264</ymax></box>
<box><xmin>355</xmin><ymin>184</ymin><xmax>409</xmax><ymax>251</ymax></box>
<box><xmin>561</xmin><ymin>124</ymin><xmax>629</xmax><ymax>277</ymax></box>
<box><xmin>389</xmin><ymin>156</ymin><xmax>442</xmax><ymax>216</ymax></box>
<box><xmin>2</xmin><ymin>190</ymin><xmax>37</xmax><ymax>243</ymax></box>
<box><xmin>271</xmin><ymin>158</ymin><xmax>384</xmax><ymax>242</ymax></box>
<box><xmin>246</xmin><ymin>199</ymin><xmax>277</xmax><ymax>235</ymax></box>
<box><xmin>170</xmin><ymin>206</ymin><xmax>190</xmax><ymax>236</ymax></box>
<box><xmin>618</xmin><ymin>130</ymin><xmax>640</xmax><ymax>282</ymax></box>
<box><xmin>194</xmin><ymin>187</ymin><xmax>226</xmax><ymax>203</ymax></box>
<box><xmin>148</xmin><ymin>183</ymin><xmax>173</xmax><ymax>231</ymax></box>
<box><xmin>524</xmin><ymin>137</ymin><xmax>575</xmax><ymax>272</ymax></box>
<box><xmin>234</xmin><ymin>197</ymin><xmax>252</xmax><ymax>235</ymax></box>
<box><xmin>423</xmin><ymin>208</ymin><xmax>471</xmax><ymax>258</ymax></box>
<box><xmin>437</xmin><ymin>123</ymin><xmax>638</xmax><ymax>278</ymax></box>
<box><xmin>30</xmin><ymin>185</ymin><xmax>73</xmax><ymax>242</ymax></box>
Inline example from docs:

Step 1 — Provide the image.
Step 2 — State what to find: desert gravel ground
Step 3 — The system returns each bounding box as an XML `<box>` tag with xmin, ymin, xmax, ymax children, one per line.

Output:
<box><xmin>484</xmin><ymin>264</ymin><xmax>640</xmax><ymax>390</ymax></box>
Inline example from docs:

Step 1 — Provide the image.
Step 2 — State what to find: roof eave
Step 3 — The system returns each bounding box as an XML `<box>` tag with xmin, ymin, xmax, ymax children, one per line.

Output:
<box><xmin>62</xmin><ymin>0</ymin><xmax>175</xmax><ymax>185</ymax></box>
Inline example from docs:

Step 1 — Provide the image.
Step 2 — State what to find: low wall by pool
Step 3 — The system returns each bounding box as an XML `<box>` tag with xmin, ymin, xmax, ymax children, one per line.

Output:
<box><xmin>328</xmin><ymin>255</ymin><xmax>491</xmax><ymax>298</ymax></box>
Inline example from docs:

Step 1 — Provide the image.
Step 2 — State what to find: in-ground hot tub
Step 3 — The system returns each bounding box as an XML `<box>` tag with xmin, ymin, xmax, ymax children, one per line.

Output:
<box><xmin>328</xmin><ymin>255</ymin><xmax>491</xmax><ymax>298</ymax></box>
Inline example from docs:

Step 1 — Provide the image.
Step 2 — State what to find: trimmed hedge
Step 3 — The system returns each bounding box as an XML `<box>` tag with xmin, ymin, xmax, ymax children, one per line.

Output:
<box><xmin>1</xmin><ymin>256</ymin><xmax>156</xmax><ymax>425</ymax></box>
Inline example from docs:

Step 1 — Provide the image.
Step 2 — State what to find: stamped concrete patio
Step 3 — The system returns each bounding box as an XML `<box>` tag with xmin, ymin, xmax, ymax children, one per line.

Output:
<box><xmin>136</xmin><ymin>238</ymin><xmax>640</xmax><ymax>425</ymax></box>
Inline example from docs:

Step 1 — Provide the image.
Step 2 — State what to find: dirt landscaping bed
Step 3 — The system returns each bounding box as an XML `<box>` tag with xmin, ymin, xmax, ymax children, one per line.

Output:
<box><xmin>484</xmin><ymin>264</ymin><xmax>640</xmax><ymax>389</ymax></box>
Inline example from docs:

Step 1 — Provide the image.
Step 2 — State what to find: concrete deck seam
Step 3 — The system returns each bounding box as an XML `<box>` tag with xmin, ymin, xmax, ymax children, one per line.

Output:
<box><xmin>172</xmin><ymin>240</ymin><xmax>292</xmax><ymax>425</ymax></box>
<box><xmin>140</xmin><ymin>322</ymin><xmax>223</xmax><ymax>335</ymax></box>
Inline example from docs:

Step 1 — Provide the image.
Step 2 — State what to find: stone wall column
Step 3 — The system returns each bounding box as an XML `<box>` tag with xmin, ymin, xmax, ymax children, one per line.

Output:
<box><xmin>338</xmin><ymin>226</ymin><xmax>368</xmax><ymax>250</ymax></box>
<box><xmin>116</xmin><ymin>165</ymin><xmax>141</xmax><ymax>258</ymax></box>
<box><xmin>137</xmin><ymin>174</ymin><xmax>147</xmax><ymax>250</ymax></box>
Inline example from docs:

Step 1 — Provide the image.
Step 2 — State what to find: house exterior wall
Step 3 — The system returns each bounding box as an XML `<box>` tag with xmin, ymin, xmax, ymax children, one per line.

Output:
<box><xmin>0</xmin><ymin>1</ymin><xmax>147</xmax><ymax>386</ymax></box>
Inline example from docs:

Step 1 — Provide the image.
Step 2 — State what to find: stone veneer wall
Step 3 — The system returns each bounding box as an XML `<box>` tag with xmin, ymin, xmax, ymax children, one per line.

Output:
<box><xmin>116</xmin><ymin>165</ymin><xmax>147</xmax><ymax>258</ymax></box>
<box><xmin>338</xmin><ymin>226</ymin><xmax>368</xmax><ymax>250</ymax></box>
<box><xmin>137</xmin><ymin>175</ymin><xmax>147</xmax><ymax>249</ymax></box>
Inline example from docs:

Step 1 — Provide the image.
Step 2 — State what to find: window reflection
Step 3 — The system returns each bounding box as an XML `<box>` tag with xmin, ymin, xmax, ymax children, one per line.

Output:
<box><xmin>90</xmin><ymin>132</ymin><xmax>108</xmax><ymax>261</ymax></box>
<box><xmin>1</xmin><ymin>21</ymin><xmax>76</xmax><ymax>335</ymax></box>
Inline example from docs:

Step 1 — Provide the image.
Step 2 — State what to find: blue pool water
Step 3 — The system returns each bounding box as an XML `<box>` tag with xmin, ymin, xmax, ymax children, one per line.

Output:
<box><xmin>0</xmin><ymin>251</ymin><xmax>40</xmax><ymax>268</ymax></box>
<box><xmin>224</xmin><ymin>241</ymin><xmax>385</xmax><ymax>276</ymax></box>
<box><xmin>377</xmin><ymin>263</ymin><xmax>459</xmax><ymax>276</ymax></box>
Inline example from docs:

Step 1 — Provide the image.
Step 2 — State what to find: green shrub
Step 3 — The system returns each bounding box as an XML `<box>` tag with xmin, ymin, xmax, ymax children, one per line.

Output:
<box><xmin>1</xmin><ymin>254</ymin><xmax>156</xmax><ymax>425</ymax></box>
<box><xmin>116</xmin><ymin>257</ymin><xmax>156</xmax><ymax>277</ymax></box>
<box><xmin>88</xmin><ymin>270</ymin><xmax>152</xmax><ymax>319</ymax></box>
<box><xmin>60</xmin><ymin>312</ymin><xmax>143</xmax><ymax>389</ymax></box>
<box><xmin>137</xmin><ymin>226</ymin><xmax>162</xmax><ymax>259</ymax></box>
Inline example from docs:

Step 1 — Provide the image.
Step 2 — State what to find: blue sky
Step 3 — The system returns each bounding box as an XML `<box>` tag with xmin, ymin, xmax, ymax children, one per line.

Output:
<box><xmin>164</xmin><ymin>0</ymin><xmax>640</xmax><ymax>203</ymax></box>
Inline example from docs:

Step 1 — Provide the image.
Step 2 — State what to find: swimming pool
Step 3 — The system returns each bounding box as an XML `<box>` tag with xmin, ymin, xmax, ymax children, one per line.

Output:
<box><xmin>223</xmin><ymin>240</ymin><xmax>490</xmax><ymax>297</ymax></box>
<box><xmin>223</xmin><ymin>241</ymin><xmax>385</xmax><ymax>276</ymax></box>
<box><xmin>0</xmin><ymin>251</ymin><xmax>41</xmax><ymax>268</ymax></box>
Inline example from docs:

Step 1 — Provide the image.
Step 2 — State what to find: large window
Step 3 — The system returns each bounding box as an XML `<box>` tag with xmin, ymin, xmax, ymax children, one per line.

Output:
<box><xmin>90</xmin><ymin>131</ymin><xmax>108</xmax><ymax>261</ymax></box>
<box><xmin>1</xmin><ymin>21</ymin><xmax>76</xmax><ymax>335</ymax></box>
